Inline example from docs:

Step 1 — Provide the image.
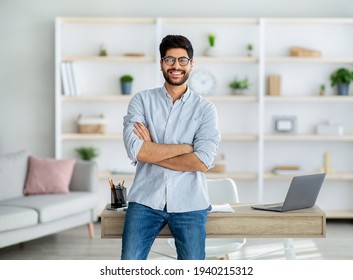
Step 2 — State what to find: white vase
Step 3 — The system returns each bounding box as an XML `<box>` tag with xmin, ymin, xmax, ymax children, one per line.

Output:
<box><xmin>205</xmin><ymin>46</ymin><xmax>219</xmax><ymax>57</ymax></box>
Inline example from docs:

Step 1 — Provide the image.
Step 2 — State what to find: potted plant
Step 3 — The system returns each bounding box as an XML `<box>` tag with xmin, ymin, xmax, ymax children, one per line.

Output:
<box><xmin>319</xmin><ymin>84</ymin><xmax>326</xmax><ymax>96</ymax></box>
<box><xmin>120</xmin><ymin>74</ymin><xmax>134</xmax><ymax>95</ymax></box>
<box><xmin>330</xmin><ymin>68</ymin><xmax>353</xmax><ymax>95</ymax></box>
<box><xmin>75</xmin><ymin>146</ymin><xmax>99</xmax><ymax>161</ymax></box>
<box><xmin>99</xmin><ymin>43</ymin><xmax>108</xmax><ymax>56</ymax></box>
<box><xmin>229</xmin><ymin>77</ymin><xmax>249</xmax><ymax>95</ymax></box>
<box><xmin>205</xmin><ymin>33</ymin><xmax>219</xmax><ymax>56</ymax></box>
<box><xmin>247</xmin><ymin>44</ymin><xmax>253</xmax><ymax>57</ymax></box>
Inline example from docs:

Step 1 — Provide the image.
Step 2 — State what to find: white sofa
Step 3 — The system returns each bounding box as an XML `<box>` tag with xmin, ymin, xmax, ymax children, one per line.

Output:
<box><xmin>0</xmin><ymin>150</ymin><xmax>99</xmax><ymax>249</ymax></box>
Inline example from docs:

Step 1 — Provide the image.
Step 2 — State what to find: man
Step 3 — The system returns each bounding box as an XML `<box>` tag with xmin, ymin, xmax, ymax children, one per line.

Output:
<box><xmin>122</xmin><ymin>35</ymin><xmax>220</xmax><ymax>260</ymax></box>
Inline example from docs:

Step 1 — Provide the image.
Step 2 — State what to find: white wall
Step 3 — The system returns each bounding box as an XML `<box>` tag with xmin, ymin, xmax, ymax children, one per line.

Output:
<box><xmin>0</xmin><ymin>0</ymin><xmax>352</xmax><ymax>156</ymax></box>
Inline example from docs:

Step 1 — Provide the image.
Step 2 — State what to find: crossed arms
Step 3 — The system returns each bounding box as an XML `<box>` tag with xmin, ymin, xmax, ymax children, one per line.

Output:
<box><xmin>133</xmin><ymin>122</ymin><xmax>208</xmax><ymax>172</ymax></box>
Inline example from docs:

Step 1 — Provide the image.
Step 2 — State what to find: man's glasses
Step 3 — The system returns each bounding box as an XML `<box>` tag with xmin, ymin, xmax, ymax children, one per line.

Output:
<box><xmin>162</xmin><ymin>56</ymin><xmax>192</xmax><ymax>66</ymax></box>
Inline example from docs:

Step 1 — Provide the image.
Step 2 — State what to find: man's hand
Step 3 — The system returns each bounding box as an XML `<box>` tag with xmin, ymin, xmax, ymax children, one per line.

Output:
<box><xmin>133</xmin><ymin>122</ymin><xmax>152</xmax><ymax>142</ymax></box>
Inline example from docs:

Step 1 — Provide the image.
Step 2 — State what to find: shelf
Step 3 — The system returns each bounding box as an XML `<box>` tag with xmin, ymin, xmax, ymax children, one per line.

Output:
<box><xmin>221</xmin><ymin>133</ymin><xmax>258</xmax><ymax>141</ymax></box>
<box><xmin>56</xmin><ymin>16</ymin><xmax>353</xmax><ymax>219</ymax></box>
<box><xmin>60</xmin><ymin>17</ymin><xmax>156</xmax><ymax>24</ymax></box>
<box><xmin>99</xmin><ymin>170</ymin><xmax>258</xmax><ymax>180</ymax></box>
<box><xmin>161</xmin><ymin>17</ymin><xmax>259</xmax><ymax>25</ymax></box>
<box><xmin>264</xmin><ymin>134</ymin><xmax>353</xmax><ymax>141</ymax></box>
<box><xmin>266</xmin><ymin>56</ymin><xmax>353</xmax><ymax>63</ymax></box>
<box><xmin>264</xmin><ymin>172</ymin><xmax>353</xmax><ymax>181</ymax></box>
<box><xmin>265</xmin><ymin>95</ymin><xmax>353</xmax><ymax>102</ymax></box>
<box><xmin>206</xmin><ymin>95</ymin><xmax>257</xmax><ymax>102</ymax></box>
<box><xmin>61</xmin><ymin>133</ymin><xmax>122</xmax><ymax>140</ymax></box>
<box><xmin>61</xmin><ymin>94</ymin><xmax>258</xmax><ymax>102</ymax></box>
<box><xmin>265</xmin><ymin>18</ymin><xmax>353</xmax><ymax>24</ymax></box>
<box><xmin>61</xmin><ymin>95</ymin><xmax>131</xmax><ymax>102</ymax></box>
<box><xmin>62</xmin><ymin>133</ymin><xmax>257</xmax><ymax>141</ymax></box>
<box><xmin>62</xmin><ymin>55</ymin><xmax>155</xmax><ymax>63</ymax></box>
<box><xmin>197</xmin><ymin>56</ymin><xmax>258</xmax><ymax>63</ymax></box>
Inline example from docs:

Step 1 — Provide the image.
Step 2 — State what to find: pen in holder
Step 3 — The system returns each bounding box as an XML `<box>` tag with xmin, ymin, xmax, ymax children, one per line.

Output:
<box><xmin>110</xmin><ymin>183</ymin><xmax>127</xmax><ymax>208</ymax></box>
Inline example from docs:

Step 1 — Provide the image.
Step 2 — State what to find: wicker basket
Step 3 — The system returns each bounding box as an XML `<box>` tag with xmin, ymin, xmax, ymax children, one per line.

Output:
<box><xmin>77</xmin><ymin>114</ymin><xmax>106</xmax><ymax>134</ymax></box>
<box><xmin>290</xmin><ymin>47</ymin><xmax>321</xmax><ymax>57</ymax></box>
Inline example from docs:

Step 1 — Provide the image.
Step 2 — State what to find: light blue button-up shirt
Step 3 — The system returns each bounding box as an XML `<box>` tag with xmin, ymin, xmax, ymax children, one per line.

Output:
<box><xmin>123</xmin><ymin>86</ymin><xmax>220</xmax><ymax>212</ymax></box>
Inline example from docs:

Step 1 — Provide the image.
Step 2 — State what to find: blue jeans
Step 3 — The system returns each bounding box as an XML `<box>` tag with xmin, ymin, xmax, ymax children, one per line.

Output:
<box><xmin>121</xmin><ymin>202</ymin><xmax>208</xmax><ymax>260</ymax></box>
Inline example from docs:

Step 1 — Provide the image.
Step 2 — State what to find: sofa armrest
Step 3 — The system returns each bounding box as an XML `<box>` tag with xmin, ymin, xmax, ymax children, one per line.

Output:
<box><xmin>69</xmin><ymin>160</ymin><xmax>98</xmax><ymax>192</ymax></box>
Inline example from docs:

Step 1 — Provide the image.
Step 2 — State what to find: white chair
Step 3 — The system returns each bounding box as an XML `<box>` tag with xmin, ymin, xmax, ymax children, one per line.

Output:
<box><xmin>203</xmin><ymin>178</ymin><xmax>246</xmax><ymax>259</ymax></box>
<box><xmin>164</xmin><ymin>178</ymin><xmax>246</xmax><ymax>260</ymax></box>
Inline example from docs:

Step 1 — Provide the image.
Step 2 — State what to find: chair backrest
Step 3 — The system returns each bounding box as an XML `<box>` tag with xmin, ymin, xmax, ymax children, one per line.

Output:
<box><xmin>207</xmin><ymin>178</ymin><xmax>239</xmax><ymax>204</ymax></box>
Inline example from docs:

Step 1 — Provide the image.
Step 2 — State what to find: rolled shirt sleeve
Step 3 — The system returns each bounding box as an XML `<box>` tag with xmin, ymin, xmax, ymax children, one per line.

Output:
<box><xmin>123</xmin><ymin>94</ymin><xmax>145</xmax><ymax>165</ymax></box>
<box><xmin>193</xmin><ymin>102</ymin><xmax>220</xmax><ymax>169</ymax></box>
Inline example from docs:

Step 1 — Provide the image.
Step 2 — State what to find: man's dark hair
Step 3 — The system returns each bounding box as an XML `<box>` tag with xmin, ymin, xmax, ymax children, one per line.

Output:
<box><xmin>159</xmin><ymin>35</ymin><xmax>194</xmax><ymax>59</ymax></box>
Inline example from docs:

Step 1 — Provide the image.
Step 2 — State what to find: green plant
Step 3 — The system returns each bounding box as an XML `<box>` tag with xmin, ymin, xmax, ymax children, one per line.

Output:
<box><xmin>208</xmin><ymin>33</ymin><xmax>216</xmax><ymax>47</ymax></box>
<box><xmin>320</xmin><ymin>84</ymin><xmax>326</xmax><ymax>91</ymax></box>
<box><xmin>330</xmin><ymin>68</ymin><xmax>353</xmax><ymax>87</ymax></box>
<box><xmin>247</xmin><ymin>44</ymin><xmax>253</xmax><ymax>51</ymax></box>
<box><xmin>99</xmin><ymin>44</ymin><xmax>108</xmax><ymax>56</ymax></box>
<box><xmin>229</xmin><ymin>77</ymin><xmax>249</xmax><ymax>90</ymax></box>
<box><xmin>75</xmin><ymin>146</ymin><xmax>99</xmax><ymax>161</ymax></box>
<box><xmin>120</xmin><ymin>74</ymin><xmax>134</xmax><ymax>83</ymax></box>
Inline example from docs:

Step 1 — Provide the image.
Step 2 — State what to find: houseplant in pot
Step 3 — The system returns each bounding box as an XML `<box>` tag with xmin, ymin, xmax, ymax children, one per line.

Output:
<box><xmin>229</xmin><ymin>77</ymin><xmax>249</xmax><ymax>95</ymax></box>
<box><xmin>75</xmin><ymin>146</ymin><xmax>99</xmax><ymax>161</ymax></box>
<box><xmin>120</xmin><ymin>74</ymin><xmax>134</xmax><ymax>95</ymax></box>
<box><xmin>330</xmin><ymin>68</ymin><xmax>353</xmax><ymax>95</ymax></box>
<box><xmin>205</xmin><ymin>33</ymin><xmax>219</xmax><ymax>56</ymax></box>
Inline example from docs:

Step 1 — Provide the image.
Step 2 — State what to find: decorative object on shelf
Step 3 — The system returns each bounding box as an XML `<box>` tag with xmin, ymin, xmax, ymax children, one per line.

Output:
<box><xmin>99</xmin><ymin>44</ymin><xmax>108</xmax><ymax>56</ymax></box>
<box><xmin>123</xmin><ymin>53</ymin><xmax>145</xmax><ymax>57</ymax></box>
<box><xmin>316</xmin><ymin>120</ymin><xmax>344</xmax><ymax>136</ymax></box>
<box><xmin>330</xmin><ymin>67</ymin><xmax>353</xmax><ymax>96</ymax></box>
<box><xmin>290</xmin><ymin>47</ymin><xmax>321</xmax><ymax>57</ymax></box>
<box><xmin>272</xmin><ymin>165</ymin><xmax>303</xmax><ymax>175</ymax></box>
<box><xmin>77</xmin><ymin>113</ymin><xmax>106</xmax><ymax>134</ymax></box>
<box><xmin>319</xmin><ymin>84</ymin><xmax>326</xmax><ymax>96</ymax></box>
<box><xmin>204</xmin><ymin>33</ymin><xmax>219</xmax><ymax>57</ymax></box>
<box><xmin>61</xmin><ymin>61</ymin><xmax>79</xmax><ymax>96</ymax></box>
<box><xmin>320</xmin><ymin>152</ymin><xmax>334</xmax><ymax>174</ymax></box>
<box><xmin>273</xmin><ymin>115</ymin><xmax>297</xmax><ymax>134</ymax></box>
<box><xmin>267</xmin><ymin>75</ymin><xmax>281</xmax><ymax>96</ymax></box>
<box><xmin>75</xmin><ymin>146</ymin><xmax>99</xmax><ymax>161</ymax></box>
<box><xmin>120</xmin><ymin>74</ymin><xmax>134</xmax><ymax>95</ymax></box>
<box><xmin>229</xmin><ymin>77</ymin><xmax>249</xmax><ymax>95</ymax></box>
<box><xmin>246</xmin><ymin>44</ymin><xmax>253</xmax><ymax>57</ymax></box>
<box><xmin>189</xmin><ymin>69</ymin><xmax>216</xmax><ymax>95</ymax></box>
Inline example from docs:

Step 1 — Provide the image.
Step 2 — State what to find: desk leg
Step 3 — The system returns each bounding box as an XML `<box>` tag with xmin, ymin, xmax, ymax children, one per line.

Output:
<box><xmin>283</xmin><ymin>238</ymin><xmax>296</xmax><ymax>260</ymax></box>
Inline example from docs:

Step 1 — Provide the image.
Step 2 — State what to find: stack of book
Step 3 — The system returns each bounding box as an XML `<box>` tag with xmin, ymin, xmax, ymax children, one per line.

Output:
<box><xmin>61</xmin><ymin>61</ymin><xmax>79</xmax><ymax>96</ymax></box>
<box><xmin>290</xmin><ymin>47</ymin><xmax>321</xmax><ymax>57</ymax></box>
<box><xmin>268</xmin><ymin>75</ymin><xmax>281</xmax><ymax>96</ymax></box>
<box><xmin>272</xmin><ymin>165</ymin><xmax>304</xmax><ymax>175</ymax></box>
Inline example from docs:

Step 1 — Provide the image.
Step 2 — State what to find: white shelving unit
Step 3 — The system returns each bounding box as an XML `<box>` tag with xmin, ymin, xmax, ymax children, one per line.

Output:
<box><xmin>55</xmin><ymin>17</ymin><xmax>353</xmax><ymax>217</ymax></box>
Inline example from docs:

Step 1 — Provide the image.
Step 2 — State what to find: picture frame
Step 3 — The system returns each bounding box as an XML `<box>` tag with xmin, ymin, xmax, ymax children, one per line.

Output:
<box><xmin>273</xmin><ymin>116</ymin><xmax>297</xmax><ymax>134</ymax></box>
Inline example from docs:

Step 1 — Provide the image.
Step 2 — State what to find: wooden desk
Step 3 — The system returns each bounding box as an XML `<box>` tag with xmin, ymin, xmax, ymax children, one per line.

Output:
<box><xmin>100</xmin><ymin>203</ymin><xmax>326</xmax><ymax>259</ymax></box>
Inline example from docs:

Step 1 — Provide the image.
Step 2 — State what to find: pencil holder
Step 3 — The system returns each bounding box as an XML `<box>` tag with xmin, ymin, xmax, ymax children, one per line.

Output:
<box><xmin>110</xmin><ymin>186</ymin><xmax>127</xmax><ymax>208</ymax></box>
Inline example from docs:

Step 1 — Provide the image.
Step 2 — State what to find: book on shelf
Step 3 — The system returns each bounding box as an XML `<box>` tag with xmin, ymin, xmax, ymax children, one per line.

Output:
<box><xmin>60</xmin><ymin>62</ymin><xmax>70</xmax><ymax>96</ymax></box>
<box><xmin>60</xmin><ymin>62</ymin><xmax>79</xmax><ymax>96</ymax></box>
<box><xmin>272</xmin><ymin>165</ymin><xmax>305</xmax><ymax>175</ymax></box>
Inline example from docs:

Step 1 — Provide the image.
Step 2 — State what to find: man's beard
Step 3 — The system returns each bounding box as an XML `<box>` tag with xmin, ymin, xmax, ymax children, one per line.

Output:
<box><xmin>162</xmin><ymin>69</ymin><xmax>190</xmax><ymax>86</ymax></box>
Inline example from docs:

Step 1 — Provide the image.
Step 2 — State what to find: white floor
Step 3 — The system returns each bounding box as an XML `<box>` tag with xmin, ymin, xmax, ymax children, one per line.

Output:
<box><xmin>0</xmin><ymin>220</ymin><xmax>353</xmax><ymax>260</ymax></box>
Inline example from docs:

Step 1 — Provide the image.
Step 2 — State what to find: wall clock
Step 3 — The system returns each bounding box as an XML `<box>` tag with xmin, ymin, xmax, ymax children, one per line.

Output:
<box><xmin>189</xmin><ymin>69</ymin><xmax>216</xmax><ymax>95</ymax></box>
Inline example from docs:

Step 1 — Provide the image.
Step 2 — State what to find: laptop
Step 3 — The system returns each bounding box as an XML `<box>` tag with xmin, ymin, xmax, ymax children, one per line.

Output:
<box><xmin>251</xmin><ymin>173</ymin><xmax>326</xmax><ymax>212</ymax></box>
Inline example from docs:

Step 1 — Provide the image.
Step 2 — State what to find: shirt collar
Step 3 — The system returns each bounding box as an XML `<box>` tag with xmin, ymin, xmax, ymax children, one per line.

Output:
<box><xmin>162</xmin><ymin>85</ymin><xmax>191</xmax><ymax>103</ymax></box>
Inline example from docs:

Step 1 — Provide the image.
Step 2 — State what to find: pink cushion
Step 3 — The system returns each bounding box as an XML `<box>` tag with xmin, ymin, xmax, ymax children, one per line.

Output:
<box><xmin>24</xmin><ymin>156</ymin><xmax>76</xmax><ymax>195</ymax></box>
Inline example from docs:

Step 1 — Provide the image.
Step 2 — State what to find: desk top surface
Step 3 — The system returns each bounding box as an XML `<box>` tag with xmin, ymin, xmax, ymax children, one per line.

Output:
<box><xmin>101</xmin><ymin>203</ymin><xmax>325</xmax><ymax>218</ymax></box>
<box><xmin>101</xmin><ymin>203</ymin><xmax>326</xmax><ymax>238</ymax></box>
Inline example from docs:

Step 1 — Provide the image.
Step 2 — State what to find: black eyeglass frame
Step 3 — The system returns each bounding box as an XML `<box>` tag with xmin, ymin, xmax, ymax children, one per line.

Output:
<box><xmin>161</xmin><ymin>56</ymin><xmax>192</xmax><ymax>66</ymax></box>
